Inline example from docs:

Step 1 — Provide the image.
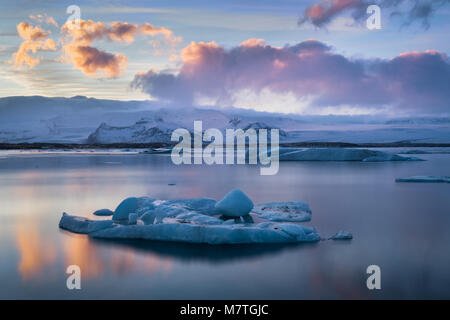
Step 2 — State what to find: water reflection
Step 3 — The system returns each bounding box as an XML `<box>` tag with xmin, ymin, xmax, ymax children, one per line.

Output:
<box><xmin>62</xmin><ymin>232</ymin><xmax>104</xmax><ymax>278</ymax></box>
<box><xmin>93</xmin><ymin>238</ymin><xmax>318</xmax><ymax>264</ymax></box>
<box><xmin>60</xmin><ymin>231</ymin><xmax>173</xmax><ymax>278</ymax></box>
<box><xmin>16</xmin><ymin>223</ymin><xmax>56</xmax><ymax>280</ymax></box>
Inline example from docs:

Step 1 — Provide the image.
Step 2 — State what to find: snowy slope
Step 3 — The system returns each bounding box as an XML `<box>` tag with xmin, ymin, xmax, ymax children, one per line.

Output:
<box><xmin>1</xmin><ymin>96</ymin><xmax>449</xmax><ymax>144</ymax></box>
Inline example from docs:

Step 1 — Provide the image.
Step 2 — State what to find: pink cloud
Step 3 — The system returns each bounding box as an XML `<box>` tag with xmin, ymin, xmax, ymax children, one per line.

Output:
<box><xmin>13</xmin><ymin>22</ymin><xmax>56</xmax><ymax>68</ymax></box>
<box><xmin>59</xmin><ymin>19</ymin><xmax>180</xmax><ymax>78</ymax></box>
<box><xmin>132</xmin><ymin>39</ymin><xmax>450</xmax><ymax>113</ymax></box>
<box><xmin>64</xmin><ymin>44</ymin><xmax>127</xmax><ymax>78</ymax></box>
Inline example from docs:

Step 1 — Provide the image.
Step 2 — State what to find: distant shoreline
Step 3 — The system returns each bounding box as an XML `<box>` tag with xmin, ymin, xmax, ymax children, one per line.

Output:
<box><xmin>1</xmin><ymin>142</ymin><xmax>450</xmax><ymax>150</ymax></box>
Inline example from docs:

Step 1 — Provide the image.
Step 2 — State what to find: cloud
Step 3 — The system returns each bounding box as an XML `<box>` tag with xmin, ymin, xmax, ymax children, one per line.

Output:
<box><xmin>131</xmin><ymin>39</ymin><xmax>450</xmax><ymax>114</ymax></box>
<box><xmin>11</xmin><ymin>17</ymin><xmax>180</xmax><ymax>78</ymax></box>
<box><xmin>13</xmin><ymin>22</ymin><xmax>56</xmax><ymax>68</ymax></box>
<box><xmin>298</xmin><ymin>0</ymin><xmax>450</xmax><ymax>29</ymax></box>
<box><xmin>61</xmin><ymin>20</ymin><xmax>178</xmax><ymax>45</ymax></box>
<box><xmin>60</xmin><ymin>20</ymin><xmax>180</xmax><ymax>78</ymax></box>
<box><xmin>29</xmin><ymin>14</ymin><xmax>58</xmax><ymax>28</ymax></box>
<box><xmin>13</xmin><ymin>38</ymin><xmax>56</xmax><ymax>68</ymax></box>
<box><xmin>63</xmin><ymin>44</ymin><xmax>127</xmax><ymax>78</ymax></box>
<box><xmin>17</xmin><ymin>22</ymin><xmax>50</xmax><ymax>40</ymax></box>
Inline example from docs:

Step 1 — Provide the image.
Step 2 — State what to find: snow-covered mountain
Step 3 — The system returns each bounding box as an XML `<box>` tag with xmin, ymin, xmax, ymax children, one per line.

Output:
<box><xmin>0</xmin><ymin>96</ymin><xmax>295</xmax><ymax>144</ymax></box>
<box><xmin>87</xmin><ymin>121</ymin><xmax>174</xmax><ymax>144</ymax></box>
<box><xmin>1</xmin><ymin>96</ymin><xmax>450</xmax><ymax>144</ymax></box>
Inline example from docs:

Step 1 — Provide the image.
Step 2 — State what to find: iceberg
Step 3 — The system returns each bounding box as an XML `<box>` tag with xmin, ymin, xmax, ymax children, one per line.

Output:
<box><xmin>58</xmin><ymin>192</ymin><xmax>352</xmax><ymax>245</ymax></box>
<box><xmin>400</xmin><ymin>150</ymin><xmax>432</xmax><ymax>154</ymax></box>
<box><xmin>59</xmin><ymin>213</ymin><xmax>114</xmax><ymax>234</ymax></box>
<box><xmin>395</xmin><ymin>176</ymin><xmax>450</xmax><ymax>183</ymax></box>
<box><xmin>140</xmin><ymin>147</ymin><xmax>172</xmax><ymax>154</ymax></box>
<box><xmin>113</xmin><ymin>197</ymin><xmax>140</xmax><ymax>221</ymax></box>
<box><xmin>86</xmin><ymin>218</ymin><xmax>320</xmax><ymax>244</ymax></box>
<box><xmin>278</xmin><ymin>148</ymin><xmax>422</xmax><ymax>162</ymax></box>
<box><xmin>58</xmin><ymin>212</ymin><xmax>320</xmax><ymax>244</ymax></box>
<box><xmin>113</xmin><ymin>197</ymin><xmax>155</xmax><ymax>220</ymax></box>
<box><xmin>330</xmin><ymin>230</ymin><xmax>353</xmax><ymax>240</ymax></box>
<box><xmin>92</xmin><ymin>208</ymin><xmax>113</xmax><ymax>216</ymax></box>
<box><xmin>215</xmin><ymin>189</ymin><xmax>254</xmax><ymax>217</ymax></box>
<box><xmin>252</xmin><ymin>202</ymin><xmax>312</xmax><ymax>222</ymax></box>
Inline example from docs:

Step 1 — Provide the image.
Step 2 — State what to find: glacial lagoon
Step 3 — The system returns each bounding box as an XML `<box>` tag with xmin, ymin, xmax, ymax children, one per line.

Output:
<box><xmin>0</xmin><ymin>149</ymin><xmax>449</xmax><ymax>299</ymax></box>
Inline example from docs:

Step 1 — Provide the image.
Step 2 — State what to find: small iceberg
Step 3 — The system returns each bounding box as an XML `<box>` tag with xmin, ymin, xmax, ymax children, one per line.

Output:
<box><xmin>58</xmin><ymin>191</ymin><xmax>330</xmax><ymax>244</ymax></box>
<box><xmin>59</xmin><ymin>213</ymin><xmax>114</xmax><ymax>233</ymax></box>
<box><xmin>277</xmin><ymin>148</ymin><xmax>422</xmax><ymax>162</ymax></box>
<box><xmin>400</xmin><ymin>150</ymin><xmax>432</xmax><ymax>155</ymax></box>
<box><xmin>113</xmin><ymin>197</ymin><xmax>140</xmax><ymax>220</ymax></box>
<box><xmin>92</xmin><ymin>209</ymin><xmax>114</xmax><ymax>216</ymax></box>
<box><xmin>139</xmin><ymin>147</ymin><xmax>172</xmax><ymax>154</ymax></box>
<box><xmin>395</xmin><ymin>176</ymin><xmax>450</xmax><ymax>183</ymax></box>
<box><xmin>330</xmin><ymin>230</ymin><xmax>353</xmax><ymax>240</ymax></box>
<box><xmin>215</xmin><ymin>189</ymin><xmax>254</xmax><ymax>217</ymax></box>
<box><xmin>59</xmin><ymin>190</ymin><xmax>351</xmax><ymax>245</ymax></box>
<box><xmin>252</xmin><ymin>202</ymin><xmax>312</xmax><ymax>222</ymax></box>
<box><xmin>59</xmin><ymin>212</ymin><xmax>320</xmax><ymax>244</ymax></box>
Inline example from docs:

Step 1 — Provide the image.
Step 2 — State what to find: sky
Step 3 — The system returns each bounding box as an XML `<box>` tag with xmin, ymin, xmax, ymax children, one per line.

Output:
<box><xmin>0</xmin><ymin>0</ymin><xmax>449</xmax><ymax>116</ymax></box>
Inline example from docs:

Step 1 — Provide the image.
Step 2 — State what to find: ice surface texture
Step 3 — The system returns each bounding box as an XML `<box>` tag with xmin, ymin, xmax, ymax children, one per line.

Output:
<box><xmin>252</xmin><ymin>202</ymin><xmax>312</xmax><ymax>222</ymax></box>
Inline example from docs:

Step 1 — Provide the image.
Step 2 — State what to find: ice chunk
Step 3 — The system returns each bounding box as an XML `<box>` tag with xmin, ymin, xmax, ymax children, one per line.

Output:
<box><xmin>400</xmin><ymin>150</ymin><xmax>432</xmax><ymax>154</ymax></box>
<box><xmin>139</xmin><ymin>147</ymin><xmax>172</xmax><ymax>154</ymax></box>
<box><xmin>278</xmin><ymin>148</ymin><xmax>422</xmax><ymax>162</ymax></box>
<box><xmin>177</xmin><ymin>213</ymin><xmax>223</xmax><ymax>225</ymax></box>
<box><xmin>89</xmin><ymin>222</ymin><xmax>320</xmax><ymax>244</ymax></box>
<box><xmin>252</xmin><ymin>202</ymin><xmax>312</xmax><ymax>222</ymax></box>
<box><xmin>241</xmin><ymin>215</ymin><xmax>254</xmax><ymax>224</ymax></box>
<box><xmin>140</xmin><ymin>211</ymin><xmax>156</xmax><ymax>225</ymax></box>
<box><xmin>59</xmin><ymin>213</ymin><xmax>114</xmax><ymax>234</ymax></box>
<box><xmin>396</xmin><ymin>176</ymin><xmax>450</xmax><ymax>183</ymax></box>
<box><xmin>222</xmin><ymin>219</ymin><xmax>236</xmax><ymax>225</ymax></box>
<box><xmin>330</xmin><ymin>230</ymin><xmax>353</xmax><ymax>240</ymax></box>
<box><xmin>163</xmin><ymin>198</ymin><xmax>217</xmax><ymax>215</ymax></box>
<box><xmin>362</xmin><ymin>153</ymin><xmax>421</xmax><ymax>162</ymax></box>
<box><xmin>277</xmin><ymin>223</ymin><xmax>317</xmax><ymax>241</ymax></box>
<box><xmin>128</xmin><ymin>213</ymin><xmax>138</xmax><ymax>225</ymax></box>
<box><xmin>215</xmin><ymin>189</ymin><xmax>254</xmax><ymax>217</ymax></box>
<box><xmin>113</xmin><ymin>197</ymin><xmax>139</xmax><ymax>220</ymax></box>
<box><xmin>92</xmin><ymin>208</ymin><xmax>113</xmax><ymax>216</ymax></box>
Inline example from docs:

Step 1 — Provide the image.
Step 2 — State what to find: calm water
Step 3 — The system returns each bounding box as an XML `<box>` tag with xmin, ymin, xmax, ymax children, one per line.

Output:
<box><xmin>0</xmin><ymin>150</ymin><xmax>449</xmax><ymax>299</ymax></box>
